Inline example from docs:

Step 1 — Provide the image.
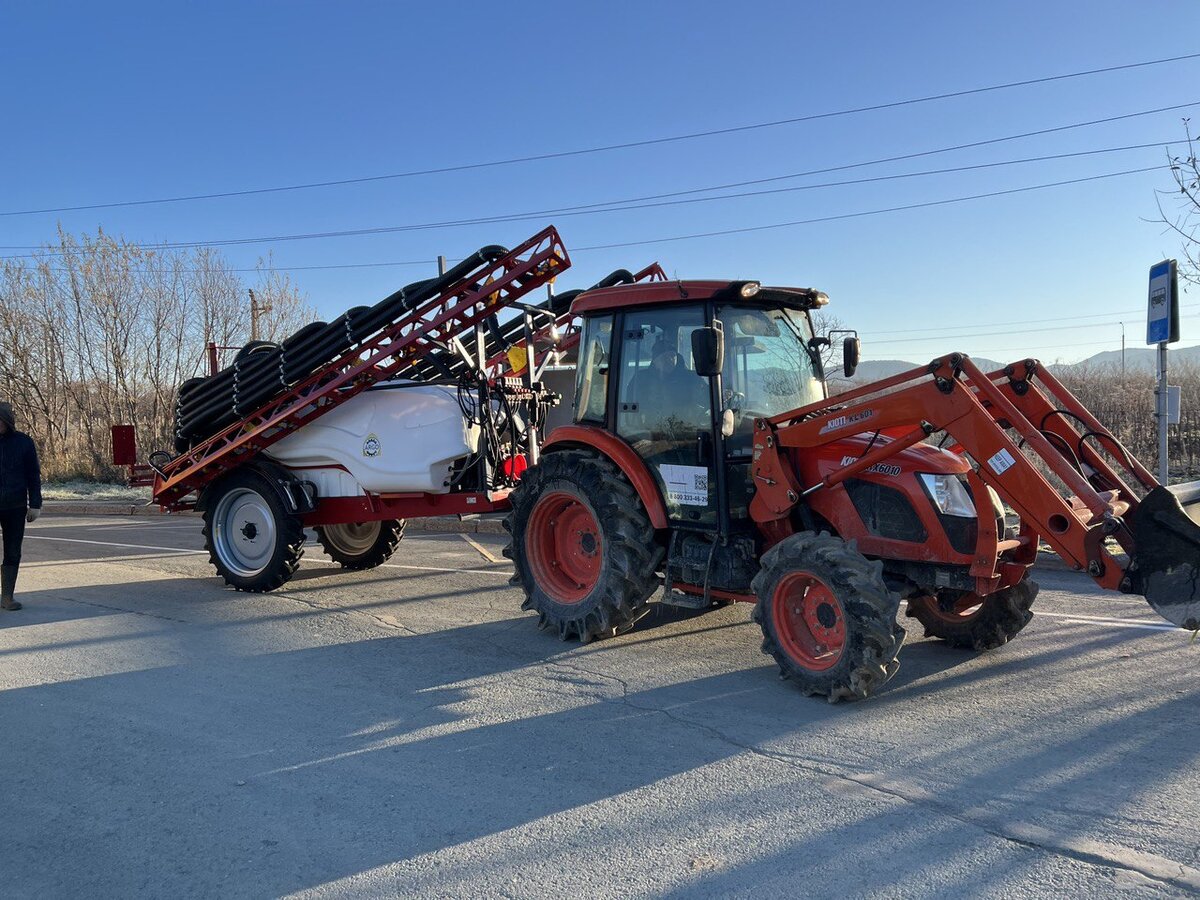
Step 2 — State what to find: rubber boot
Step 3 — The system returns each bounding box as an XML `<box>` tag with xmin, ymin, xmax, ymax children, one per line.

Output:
<box><xmin>1</xmin><ymin>564</ymin><xmax>20</xmax><ymax>611</ymax></box>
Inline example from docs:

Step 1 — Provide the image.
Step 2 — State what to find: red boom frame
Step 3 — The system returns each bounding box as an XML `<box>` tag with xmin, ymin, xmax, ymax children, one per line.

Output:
<box><xmin>485</xmin><ymin>262</ymin><xmax>669</xmax><ymax>377</ymax></box>
<box><xmin>153</xmin><ymin>226</ymin><xmax>570</xmax><ymax>512</ymax></box>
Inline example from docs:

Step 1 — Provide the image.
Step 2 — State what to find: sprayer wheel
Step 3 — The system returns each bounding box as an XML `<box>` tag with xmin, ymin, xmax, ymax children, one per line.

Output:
<box><xmin>316</xmin><ymin>519</ymin><xmax>405</xmax><ymax>570</ymax></box>
<box><xmin>202</xmin><ymin>468</ymin><xmax>305</xmax><ymax>592</ymax></box>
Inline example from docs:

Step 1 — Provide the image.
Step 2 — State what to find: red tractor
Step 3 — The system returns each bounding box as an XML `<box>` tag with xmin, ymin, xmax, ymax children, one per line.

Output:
<box><xmin>505</xmin><ymin>279</ymin><xmax>1200</xmax><ymax>701</ymax></box>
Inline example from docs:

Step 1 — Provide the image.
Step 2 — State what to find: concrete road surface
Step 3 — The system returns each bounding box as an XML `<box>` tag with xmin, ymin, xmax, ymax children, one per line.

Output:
<box><xmin>2</xmin><ymin>515</ymin><xmax>1198</xmax><ymax>898</ymax></box>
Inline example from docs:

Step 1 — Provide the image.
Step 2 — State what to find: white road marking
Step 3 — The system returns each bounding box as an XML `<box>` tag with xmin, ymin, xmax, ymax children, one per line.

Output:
<box><xmin>459</xmin><ymin>533</ymin><xmax>501</xmax><ymax>563</ymax></box>
<box><xmin>24</xmin><ymin>532</ymin><xmax>1186</xmax><ymax>620</ymax></box>
<box><xmin>24</xmin><ymin>535</ymin><xmax>207</xmax><ymax>555</ymax></box>
<box><xmin>87</xmin><ymin>521</ymin><xmax>199</xmax><ymax>529</ymax></box>
<box><xmin>1032</xmin><ymin>610</ymin><xmax>1182</xmax><ymax>632</ymax></box>
<box><xmin>899</xmin><ymin>598</ymin><xmax>1178</xmax><ymax>633</ymax></box>
<box><xmin>25</xmin><ymin>533</ymin><xmax>510</xmax><ymax>577</ymax></box>
<box><xmin>384</xmin><ymin>563</ymin><xmax>509</xmax><ymax>577</ymax></box>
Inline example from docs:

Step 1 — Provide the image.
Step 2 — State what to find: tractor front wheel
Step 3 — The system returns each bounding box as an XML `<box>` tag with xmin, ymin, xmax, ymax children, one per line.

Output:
<box><xmin>316</xmin><ymin>519</ymin><xmax>405</xmax><ymax>570</ymax></box>
<box><xmin>505</xmin><ymin>450</ymin><xmax>663</xmax><ymax>643</ymax></box>
<box><xmin>752</xmin><ymin>532</ymin><xmax>905</xmax><ymax>702</ymax></box>
<box><xmin>905</xmin><ymin>577</ymin><xmax>1038</xmax><ymax>650</ymax></box>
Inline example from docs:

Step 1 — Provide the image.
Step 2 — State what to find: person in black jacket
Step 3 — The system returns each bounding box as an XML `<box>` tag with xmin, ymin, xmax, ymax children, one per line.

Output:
<box><xmin>0</xmin><ymin>401</ymin><xmax>42</xmax><ymax>611</ymax></box>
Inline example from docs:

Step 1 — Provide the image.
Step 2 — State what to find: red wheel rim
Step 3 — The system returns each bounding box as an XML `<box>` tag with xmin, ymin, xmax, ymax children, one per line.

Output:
<box><xmin>526</xmin><ymin>491</ymin><xmax>603</xmax><ymax>604</ymax></box>
<box><xmin>771</xmin><ymin>572</ymin><xmax>846</xmax><ymax>671</ymax></box>
<box><xmin>916</xmin><ymin>593</ymin><xmax>984</xmax><ymax>623</ymax></box>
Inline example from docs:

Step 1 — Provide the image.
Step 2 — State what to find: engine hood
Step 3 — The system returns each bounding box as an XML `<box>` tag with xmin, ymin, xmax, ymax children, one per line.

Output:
<box><xmin>810</xmin><ymin>433</ymin><xmax>971</xmax><ymax>478</ymax></box>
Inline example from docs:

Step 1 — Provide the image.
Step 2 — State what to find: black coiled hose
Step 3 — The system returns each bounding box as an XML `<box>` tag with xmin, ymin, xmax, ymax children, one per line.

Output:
<box><xmin>172</xmin><ymin>244</ymin><xmax>510</xmax><ymax>449</ymax></box>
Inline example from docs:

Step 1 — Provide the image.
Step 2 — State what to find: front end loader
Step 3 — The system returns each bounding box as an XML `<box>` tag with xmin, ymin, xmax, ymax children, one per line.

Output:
<box><xmin>504</xmin><ymin>278</ymin><xmax>1200</xmax><ymax>701</ymax></box>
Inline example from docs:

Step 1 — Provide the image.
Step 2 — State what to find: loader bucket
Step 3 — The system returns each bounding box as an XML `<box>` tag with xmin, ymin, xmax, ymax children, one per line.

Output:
<box><xmin>1131</xmin><ymin>484</ymin><xmax>1200</xmax><ymax>631</ymax></box>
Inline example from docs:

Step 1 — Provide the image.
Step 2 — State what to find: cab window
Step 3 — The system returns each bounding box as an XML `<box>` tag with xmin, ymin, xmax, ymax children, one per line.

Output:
<box><xmin>573</xmin><ymin>314</ymin><xmax>613</xmax><ymax>425</ymax></box>
<box><xmin>719</xmin><ymin>306</ymin><xmax>825</xmax><ymax>456</ymax></box>
<box><xmin>616</xmin><ymin>304</ymin><xmax>715</xmax><ymax>523</ymax></box>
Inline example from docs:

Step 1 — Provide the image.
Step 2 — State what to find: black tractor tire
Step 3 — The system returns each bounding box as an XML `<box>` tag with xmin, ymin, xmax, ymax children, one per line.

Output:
<box><xmin>202</xmin><ymin>467</ymin><xmax>305</xmax><ymax>592</ymax></box>
<box><xmin>905</xmin><ymin>577</ymin><xmax>1038</xmax><ymax>650</ymax></box>
<box><xmin>752</xmin><ymin>532</ymin><xmax>906</xmax><ymax>702</ymax></box>
<box><xmin>504</xmin><ymin>450</ymin><xmax>664</xmax><ymax>643</ymax></box>
<box><xmin>315</xmin><ymin>519</ymin><xmax>405</xmax><ymax>570</ymax></box>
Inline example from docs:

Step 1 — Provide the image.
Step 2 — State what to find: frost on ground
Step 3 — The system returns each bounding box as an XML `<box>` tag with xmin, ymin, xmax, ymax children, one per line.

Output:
<box><xmin>42</xmin><ymin>481</ymin><xmax>152</xmax><ymax>502</ymax></box>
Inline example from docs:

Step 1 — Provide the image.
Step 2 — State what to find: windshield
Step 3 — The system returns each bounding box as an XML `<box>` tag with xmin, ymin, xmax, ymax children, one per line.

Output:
<box><xmin>718</xmin><ymin>305</ymin><xmax>825</xmax><ymax>452</ymax></box>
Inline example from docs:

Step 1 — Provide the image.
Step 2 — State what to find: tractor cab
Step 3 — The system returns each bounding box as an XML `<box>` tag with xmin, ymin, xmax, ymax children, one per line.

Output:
<box><xmin>567</xmin><ymin>280</ymin><xmax>838</xmax><ymax>533</ymax></box>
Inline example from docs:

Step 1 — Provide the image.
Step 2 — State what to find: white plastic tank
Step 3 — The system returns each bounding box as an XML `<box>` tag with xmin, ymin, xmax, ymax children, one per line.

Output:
<box><xmin>267</xmin><ymin>381</ymin><xmax>479</xmax><ymax>494</ymax></box>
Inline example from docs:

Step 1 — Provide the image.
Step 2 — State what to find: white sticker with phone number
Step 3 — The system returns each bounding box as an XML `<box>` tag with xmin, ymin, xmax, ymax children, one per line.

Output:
<box><xmin>987</xmin><ymin>448</ymin><xmax>1017</xmax><ymax>476</ymax></box>
<box><xmin>659</xmin><ymin>464</ymin><xmax>710</xmax><ymax>506</ymax></box>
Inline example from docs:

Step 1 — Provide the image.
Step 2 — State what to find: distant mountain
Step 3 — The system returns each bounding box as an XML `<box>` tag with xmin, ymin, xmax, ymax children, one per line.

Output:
<box><xmin>1048</xmin><ymin>345</ymin><xmax>1200</xmax><ymax>374</ymax></box>
<box><xmin>847</xmin><ymin>357</ymin><xmax>1005</xmax><ymax>383</ymax></box>
<box><xmin>844</xmin><ymin>347</ymin><xmax>1200</xmax><ymax>383</ymax></box>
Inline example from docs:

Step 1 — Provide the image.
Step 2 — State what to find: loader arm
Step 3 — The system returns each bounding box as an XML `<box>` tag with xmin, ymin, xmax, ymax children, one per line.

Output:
<box><xmin>750</xmin><ymin>353</ymin><xmax>1200</xmax><ymax>631</ymax></box>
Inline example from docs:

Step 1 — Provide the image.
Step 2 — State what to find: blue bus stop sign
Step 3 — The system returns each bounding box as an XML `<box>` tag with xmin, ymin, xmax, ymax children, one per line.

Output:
<box><xmin>1147</xmin><ymin>259</ymin><xmax>1179</xmax><ymax>345</ymax></box>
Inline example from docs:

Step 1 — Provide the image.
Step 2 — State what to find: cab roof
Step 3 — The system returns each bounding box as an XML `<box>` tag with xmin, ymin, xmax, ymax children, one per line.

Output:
<box><xmin>569</xmin><ymin>279</ymin><xmax>828</xmax><ymax>315</ymax></box>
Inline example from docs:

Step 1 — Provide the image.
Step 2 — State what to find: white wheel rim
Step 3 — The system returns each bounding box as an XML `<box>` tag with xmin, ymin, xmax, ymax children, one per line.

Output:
<box><xmin>213</xmin><ymin>487</ymin><xmax>277</xmax><ymax>578</ymax></box>
<box><xmin>322</xmin><ymin>521</ymin><xmax>382</xmax><ymax>557</ymax></box>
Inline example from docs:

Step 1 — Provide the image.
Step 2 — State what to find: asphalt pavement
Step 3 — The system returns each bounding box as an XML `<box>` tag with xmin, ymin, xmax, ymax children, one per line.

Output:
<box><xmin>2</xmin><ymin>514</ymin><xmax>1198</xmax><ymax>898</ymax></box>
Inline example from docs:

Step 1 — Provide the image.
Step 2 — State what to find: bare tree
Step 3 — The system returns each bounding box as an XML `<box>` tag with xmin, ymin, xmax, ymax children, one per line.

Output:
<box><xmin>248</xmin><ymin>254</ymin><xmax>318</xmax><ymax>342</ymax></box>
<box><xmin>810</xmin><ymin>307</ymin><xmax>849</xmax><ymax>380</ymax></box>
<box><xmin>0</xmin><ymin>229</ymin><xmax>317</xmax><ymax>480</ymax></box>
<box><xmin>1156</xmin><ymin>121</ymin><xmax>1200</xmax><ymax>286</ymax></box>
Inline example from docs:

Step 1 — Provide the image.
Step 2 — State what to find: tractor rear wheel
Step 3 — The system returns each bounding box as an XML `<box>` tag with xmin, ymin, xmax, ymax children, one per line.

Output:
<box><xmin>203</xmin><ymin>468</ymin><xmax>305</xmax><ymax>592</ymax></box>
<box><xmin>905</xmin><ymin>577</ymin><xmax>1038</xmax><ymax>650</ymax></box>
<box><xmin>752</xmin><ymin>532</ymin><xmax>905</xmax><ymax>702</ymax></box>
<box><xmin>504</xmin><ymin>450</ymin><xmax>663</xmax><ymax>643</ymax></box>
<box><xmin>316</xmin><ymin>519</ymin><xmax>405</xmax><ymax>570</ymax></box>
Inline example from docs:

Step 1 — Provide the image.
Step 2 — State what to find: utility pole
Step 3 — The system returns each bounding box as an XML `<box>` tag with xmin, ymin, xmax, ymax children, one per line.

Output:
<box><xmin>248</xmin><ymin>289</ymin><xmax>272</xmax><ymax>342</ymax></box>
<box><xmin>1157</xmin><ymin>341</ymin><xmax>1169</xmax><ymax>484</ymax></box>
<box><xmin>1120</xmin><ymin>321</ymin><xmax>1125</xmax><ymax>377</ymax></box>
<box><xmin>437</xmin><ymin>256</ymin><xmax>447</xmax><ymax>277</ymax></box>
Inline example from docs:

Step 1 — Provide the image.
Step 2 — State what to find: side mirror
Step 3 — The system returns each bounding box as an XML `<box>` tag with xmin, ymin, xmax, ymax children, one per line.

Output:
<box><xmin>843</xmin><ymin>336</ymin><xmax>861</xmax><ymax>378</ymax></box>
<box><xmin>691</xmin><ymin>325</ymin><xmax>725</xmax><ymax>377</ymax></box>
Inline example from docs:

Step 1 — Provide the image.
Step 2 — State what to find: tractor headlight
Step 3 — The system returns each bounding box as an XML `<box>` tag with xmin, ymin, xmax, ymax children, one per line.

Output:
<box><xmin>986</xmin><ymin>484</ymin><xmax>1005</xmax><ymax>520</ymax></box>
<box><xmin>919</xmin><ymin>473</ymin><xmax>975</xmax><ymax>518</ymax></box>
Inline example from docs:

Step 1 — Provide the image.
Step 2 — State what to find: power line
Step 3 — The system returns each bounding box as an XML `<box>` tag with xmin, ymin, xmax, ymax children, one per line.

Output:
<box><xmin>567</xmin><ymin>165</ymin><xmax>1166</xmax><ymax>252</ymax></box>
<box><xmin>921</xmin><ymin>337</ymin><xmax>1200</xmax><ymax>358</ymax></box>
<box><xmin>863</xmin><ymin>337</ymin><xmax>1200</xmax><ymax>361</ymax></box>
<box><xmin>0</xmin><ymin>163</ymin><xmax>1171</xmax><ymax>269</ymax></box>
<box><xmin>867</xmin><ymin>308</ymin><xmax>1140</xmax><ymax>335</ymax></box>
<box><xmin>2</xmin><ymin>105</ymin><xmax>1190</xmax><ymax>258</ymax></box>
<box><xmin>867</xmin><ymin>311</ymin><xmax>1200</xmax><ymax>346</ymax></box>
<box><xmin>133</xmin><ymin>136</ymin><xmax>1187</xmax><ymax>245</ymax></box>
<box><xmin>529</xmin><ymin>112</ymin><xmax>1194</xmax><ymax>218</ymax></box>
<box><xmin>3</xmin><ymin>52</ymin><xmax>1198</xmax><ymax>218</ymax></box>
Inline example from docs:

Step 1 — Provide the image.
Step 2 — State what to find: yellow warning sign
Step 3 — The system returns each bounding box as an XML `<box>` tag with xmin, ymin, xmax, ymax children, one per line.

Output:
<box><xmin>506</xmin><ymin>345</ymin><xmax>528</xmax><ymax>373</ymax></box>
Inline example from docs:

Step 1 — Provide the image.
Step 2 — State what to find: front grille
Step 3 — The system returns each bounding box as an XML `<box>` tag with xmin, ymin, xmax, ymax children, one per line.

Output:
<box><xmin>844</xmin><ymin>478</ymin><xmax>927</xmax><ymax>543</ymax></box>
<box><xmin>938</xmin><ymin>513</ymin><xmax>978</xmax><ymax>555</ymax></box>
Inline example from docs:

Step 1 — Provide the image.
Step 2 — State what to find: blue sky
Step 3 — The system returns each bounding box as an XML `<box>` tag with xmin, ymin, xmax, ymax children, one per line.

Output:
<box><xmin>2</xmin><ymin>1</ymin><xmax>1198</xmax><ymax>364</ymax></box>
